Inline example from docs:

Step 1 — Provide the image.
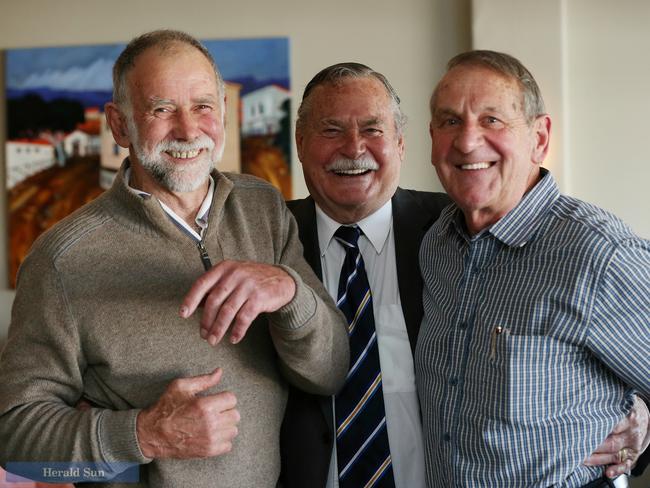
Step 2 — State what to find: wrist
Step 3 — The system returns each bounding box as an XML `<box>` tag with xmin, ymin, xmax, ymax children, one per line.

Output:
<box><xmin>136</xmin><ymin>409</ymin><xmax>158</xmax><ymax>459</ymax></box>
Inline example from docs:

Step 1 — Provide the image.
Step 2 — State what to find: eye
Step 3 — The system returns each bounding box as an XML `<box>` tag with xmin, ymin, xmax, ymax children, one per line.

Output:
<box><xmin>439</xmin><ymin>117</ymin><xmax>460</xmax><ymax>128</ymax></box>
<box><xmin>196</xmin><ymin>104</ymin><xmax>214</xmax><ymax>113</ymax></box>
<box><xmin>363</xmin><ymin>127</ymin><xmax>382</xmax><ymax>135</ymax></box>
<box><xmin>322</xmin><ymin>127</ymin><xmax>342</xmax><ymax>137</ymax></box>
<box><xmin>482</xmin><ymin>115</ymin><xmax>504</xmax><ymax>128</ymax></box>
<box><xmin>152</xmin><ymin>106</ymin><xmax>174</xmax><ymax>118</ymax></box>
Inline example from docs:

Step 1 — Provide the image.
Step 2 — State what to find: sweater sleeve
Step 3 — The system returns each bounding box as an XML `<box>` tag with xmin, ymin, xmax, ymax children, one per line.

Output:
<box><xmin>0</xmin><ymin>248</ymin><xmax>150</xmax><ymax>477</ymax></box>
<box><xmin>268</xmin><ymin>203</ymin><xmax>349</xmax><ymax>396</ymax></box>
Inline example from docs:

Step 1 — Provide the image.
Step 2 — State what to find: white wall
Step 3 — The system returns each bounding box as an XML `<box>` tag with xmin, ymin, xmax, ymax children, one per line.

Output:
<box><xmin>472</xmin><ymin>0</ymin><xmax>649</xmax><ymax>238</ymax></box>
<box><xmin>0</xmin><ymin>0</ymin><xmax>470</xmax><ymax>335</ymax></box>
<box><xmin>566</xmin><ymin>0</ymin><xmax>650</xmax><ymax>237</ymax></box>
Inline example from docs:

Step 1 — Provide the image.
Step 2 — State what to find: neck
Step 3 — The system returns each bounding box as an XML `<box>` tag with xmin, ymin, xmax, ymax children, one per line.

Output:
<box><xmin>129</xmin><ymin>161</ymin><xmax>209</xmax><ymax>227</ymax></box>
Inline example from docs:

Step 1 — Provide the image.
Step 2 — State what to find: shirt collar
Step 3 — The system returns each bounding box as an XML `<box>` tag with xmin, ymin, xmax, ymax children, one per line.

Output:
<box><xmin>315</xmin><ymin>199</ymin><xmax>393</xmax><ymax>256</ymax></box>
<box><xmin>124</xmin><ymin>165</ymin><xmax>215</xmax><ymax>232</ymax></box>
<box><xmin>433</xmin><ymin>168</ymin><xmax>560</xmax><ymax>248</ymax></box>
<box><xmin>488</xmin><ymin>168</ymin><xmax>559</xmax><ymax>247</ymax></box>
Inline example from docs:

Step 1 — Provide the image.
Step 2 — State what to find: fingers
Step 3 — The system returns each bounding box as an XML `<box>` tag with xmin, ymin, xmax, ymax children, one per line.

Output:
<box><xmin>169</xmin><ymin>368</ymin><xmax>223</xmax><ymax>397</ymax></box>
<box><xmin>604</xmin><ymin>460</ymin><xmax>634</xmax><ymax>479</ymax></box>
<box><xmin>181</xmin><ymin>261</ymin><xmax>296</xmax><ymax>346</ymax></box>
<box><xmin>136</xmin><ymin>369</ymin><xmax>240</xmax><ymax>459</ymax></box>
<box><xmin>180</xmin><ymin>265</ymin><xmax>228</xmax><ymax>319</ymax></box>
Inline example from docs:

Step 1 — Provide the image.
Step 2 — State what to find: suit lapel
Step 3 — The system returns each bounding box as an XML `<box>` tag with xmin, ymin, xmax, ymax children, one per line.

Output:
<box><xmin>392</xmin><ymin>188</ymin><xmax>438</xmax><ymax>353</ymax></box>
<box><xmin>287</xmin><ymin>197</ymin><xmax>323</xmax><ymax>280</ymax></box>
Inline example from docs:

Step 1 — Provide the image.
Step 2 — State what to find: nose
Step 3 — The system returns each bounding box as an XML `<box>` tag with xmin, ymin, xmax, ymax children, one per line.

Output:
<box><xmin>453</xmin><ymin>122</ymin><xmax>483</xmax><ymax>154</ymax></box>
<box><xmin>172</xmin><ymin>109</ymin><xmax>201</xmax><ymax>141</ymax></box>
<box><xmin>339</xmin><ymin>131</ymin><xmax>366</xmax><ymax>160</ymax></box>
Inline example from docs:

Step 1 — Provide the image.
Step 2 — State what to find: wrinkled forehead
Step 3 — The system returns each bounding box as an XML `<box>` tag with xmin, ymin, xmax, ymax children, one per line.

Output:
<box><xmin>127</xmin><ymin>53</ymin><xmax>220</xmax><ymax>109</ymax></box>
<box><xmin>432</xmin><ymin>64</ymin><xmax>524</xmax><ymax>113</ymax></box>
<box><xmin>310</xmin><ymin>78</ymin><xmax>395</xmax><ymax>120</ymax></box>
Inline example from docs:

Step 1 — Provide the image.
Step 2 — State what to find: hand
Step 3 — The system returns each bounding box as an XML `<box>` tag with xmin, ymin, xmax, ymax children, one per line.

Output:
<box><xmin>136</xmin><ymin>368</ymin><xmax>240</xmax><ymax>459</ymax></box>
<box><xmin>180</xmin><ymin>260</ymin><xmax>296</xmax><ymax>345</ymax></box>
<box><xmin>584</xmin><ymin>395</ymin><xmax>650</xmax><ymax>478</ymax></box>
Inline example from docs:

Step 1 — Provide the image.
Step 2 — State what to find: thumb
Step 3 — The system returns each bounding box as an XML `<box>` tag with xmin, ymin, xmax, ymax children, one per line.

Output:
<box><xmin>177</xmin><ymin>367</ymin><xmax>223</xmax><ymax>396</ymax></box>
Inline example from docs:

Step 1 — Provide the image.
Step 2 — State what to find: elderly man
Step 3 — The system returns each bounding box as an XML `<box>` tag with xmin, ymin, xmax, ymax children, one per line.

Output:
<box><xmin>0</xmin><ymin>30</ymin><xmax>348</xmax><ymax>488</ymax></box>
<box><xmin>417</xmin><ymin>50</ymin><xmax>650</xmax><ymax>487</ymax></box>
<box><xmin>279</xmin><ymin>63</ymin><xmax>450</xmax><ymax>488</ymax></box>
<box><xmin>281</xmin><ymin>61</ymin><xmax>648</xmax><ymax>488</ymax></box>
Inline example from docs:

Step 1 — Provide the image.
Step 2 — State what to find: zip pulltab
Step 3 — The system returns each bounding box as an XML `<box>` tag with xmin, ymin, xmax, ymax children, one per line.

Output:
<box><xmin>196</xmin><ymin>240</ymin><xmax>213</xmax><ymax>270</ymax></box>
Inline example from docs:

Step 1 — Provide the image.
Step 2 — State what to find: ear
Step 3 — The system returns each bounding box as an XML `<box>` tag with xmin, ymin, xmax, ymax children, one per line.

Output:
<box><xmin>295</xmin><ymin>127</ymin><xmax>305</xmax><ymax>163</ymax></box>
<box><xmin>104</xmin><ymin>102</ymin><xmax>131</xmax><ymax>148</ymax></box>
<box><xmin>221</xmin><ymin>94</ymin><xmax>227</xmax><ymax>126</ymax></box>
<box><xmin>429</xmin><ymin>121</ymin><xmax>437</xmax><ymax>168</ymax></box>
<box><xmin>396</xmin><ymin>132</ymin><xmax>405</xmax><ymax>162</ymax></box>
<box><xmin>531</xmin><ymin>114</ymin><xmax>551</xmax><ymax>164</ymax></box>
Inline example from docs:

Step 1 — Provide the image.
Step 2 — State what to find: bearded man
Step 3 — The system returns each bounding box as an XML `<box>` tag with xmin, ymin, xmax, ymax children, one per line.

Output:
<box><xmin>0</xmin><ymin>30</ymin><xmax>348</xmax><ymax>488</ymax></box>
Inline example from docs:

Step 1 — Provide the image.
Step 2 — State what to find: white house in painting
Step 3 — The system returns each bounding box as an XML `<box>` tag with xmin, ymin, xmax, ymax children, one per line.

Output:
<box><xmin>5</xmin><ymin>139</ymin><xmax>55</xmax><ymax>189</ymax></box>
<box><xmin>241</xmin><ymin>85</ymin><xmax>290</xmax><ymax>136</ymax></box>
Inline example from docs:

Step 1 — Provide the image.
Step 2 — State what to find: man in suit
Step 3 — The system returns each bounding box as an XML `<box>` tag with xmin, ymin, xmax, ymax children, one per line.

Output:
<box><xmin>279</xmin><ymin>62</ymin><xmax>648</xmax><ymax>488</ymax></box>
<box><xmin>279</xmin><ymin>62</ymin><xmax>450</xmax><ymax>488</ymax></box>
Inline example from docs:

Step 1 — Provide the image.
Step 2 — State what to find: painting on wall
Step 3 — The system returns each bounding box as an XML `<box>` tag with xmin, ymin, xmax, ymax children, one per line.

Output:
<box><xmin>4</xmin><ymin>37</ymin><xmax>291</xmax><ymax>287</ymax></box>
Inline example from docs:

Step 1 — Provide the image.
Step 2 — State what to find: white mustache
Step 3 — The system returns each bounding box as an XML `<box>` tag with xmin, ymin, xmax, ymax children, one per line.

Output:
<box><xmin>325</xmin><ymin>157</ymin><xmax>379</xmax><ymax>172</ymax></box>
<box><xmin>156</xmin><ymin>136</ymin><xmax>215</xmax><ymax>153</ymax></box>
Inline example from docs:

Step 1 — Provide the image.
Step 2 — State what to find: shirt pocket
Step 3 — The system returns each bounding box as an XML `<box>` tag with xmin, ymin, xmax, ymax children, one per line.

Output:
<box><xmin>493</xmin><ymin>334</ymin><xmax>589</xmax><ymax>422</ymax></box>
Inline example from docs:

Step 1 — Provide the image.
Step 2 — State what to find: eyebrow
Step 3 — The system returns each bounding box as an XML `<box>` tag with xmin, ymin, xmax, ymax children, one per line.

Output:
<box><xmin>319</xmin><ymin>117</ymin><xmax>386</xmax><ymax>126</ymax></box>
<box><xmin>147</xmin><ymin>95</ymin><xmax>219</xmax><ymax>107</ymax></box>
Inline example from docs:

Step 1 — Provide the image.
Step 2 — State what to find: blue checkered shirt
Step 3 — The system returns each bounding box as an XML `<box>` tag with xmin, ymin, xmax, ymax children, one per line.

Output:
<box><xmin>416</xmin><ymin>170</ymin><xmax>650</xmax><ymax>487</ymax></box>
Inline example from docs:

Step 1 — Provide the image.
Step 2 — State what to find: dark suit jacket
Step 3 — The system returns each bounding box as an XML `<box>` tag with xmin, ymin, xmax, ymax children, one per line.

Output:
<box><xmin>279</xmin><ymin>187</ymin><xmax>450</xmax><ymax>488</ymax></box>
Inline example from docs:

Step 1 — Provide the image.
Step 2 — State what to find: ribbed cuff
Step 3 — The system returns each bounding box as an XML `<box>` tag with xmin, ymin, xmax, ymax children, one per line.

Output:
<box><xmin>97</xmin><ymin>408</ymin><xmax>152</xmax><ymax>464</ymax></box>
<box><xmin>272</xmin><ymin>265</ymin><xmax>317</xmax><ymax>330</ymax></box>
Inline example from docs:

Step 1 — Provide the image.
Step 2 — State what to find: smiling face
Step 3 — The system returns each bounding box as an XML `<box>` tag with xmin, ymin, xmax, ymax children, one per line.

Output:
<box><xmin>106</xmin><ymin>42</ymin><xmax>225</xmax><ymax>194</ymax></box>
<box><xmin>296</xmin><ymin>77</ymin><xmax>404</xmax><ymax>224</ymax></box>
<box><xmin>429</xmin><ymin>65</ymin><xmax>550</xmax><ymax>234</ymax></box>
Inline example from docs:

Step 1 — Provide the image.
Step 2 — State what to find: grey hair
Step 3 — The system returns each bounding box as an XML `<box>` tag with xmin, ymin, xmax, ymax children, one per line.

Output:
<box><xmin>112</xmin><ymin>29</ymin><xmax>225</xmax><ymax>111</ymax></box>
<box><xmin>430</xmin><ymin>50</ymin><xmax>546</xmax><ymax>123</ymax></box>
<box><xmin>296</xmin><ymin>62</ymin><xmax>407</xmax><ymax>134</ymax></box>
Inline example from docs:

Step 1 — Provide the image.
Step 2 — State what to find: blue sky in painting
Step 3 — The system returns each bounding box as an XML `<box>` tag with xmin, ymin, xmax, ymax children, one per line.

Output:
<box><xmin>6</xmin><ymin>37</ymin><xmax>289</xmax><ymax>95</ymax></box>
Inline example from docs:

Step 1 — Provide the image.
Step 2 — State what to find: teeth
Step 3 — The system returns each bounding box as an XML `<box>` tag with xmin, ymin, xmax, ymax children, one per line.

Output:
<box><xmin>168</xmin><ymin>149</ymin><xmax>201</xmax><ymax>159</ymax></box>
<box><xmin>461</xmin><ymin>162</ymin><xmax>492</xmax><ymax>170</ymax></box>
<box><xmin>334</xmin><ymin>169</ymin><xmax>370</xmax><ymax>175</ymax></box>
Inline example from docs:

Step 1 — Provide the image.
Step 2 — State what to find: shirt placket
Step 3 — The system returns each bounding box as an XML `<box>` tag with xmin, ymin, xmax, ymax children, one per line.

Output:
<box><xmin>447</xmin><ymin>235</ymin><xmax>495</xmax><ymax>484</ymax></box>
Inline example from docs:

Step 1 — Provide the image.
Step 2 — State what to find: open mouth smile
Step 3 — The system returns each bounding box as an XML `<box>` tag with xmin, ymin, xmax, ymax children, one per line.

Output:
<box><xmin>165</xmin><ymin>149</ymin><xmax>203</xmax><ymax>160</ymax></box>
<box><xmin>332</xmin><ymin>168</ymin><xmax>374</xmax><ymax>176</ymax></box>
<box><xmin>458</xmin><ymin>161</ymin><xmax>496</xmax><ymax>170</ymax></box>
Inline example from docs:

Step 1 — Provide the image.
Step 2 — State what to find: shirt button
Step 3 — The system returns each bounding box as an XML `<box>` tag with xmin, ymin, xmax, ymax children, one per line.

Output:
<box><xmin>443</xmin><ymin>433</ymin><xmax>451</xmax><ymax>442</ymax></box>
<box><xmin>459</xmin><ymin>322</ymin><xmax>468</xmax><ymax>330</ymax></box>
<box><xmin>449</xmin><ymin>377</ymin><xmax>458</xmax><ymax>386</ymax></box>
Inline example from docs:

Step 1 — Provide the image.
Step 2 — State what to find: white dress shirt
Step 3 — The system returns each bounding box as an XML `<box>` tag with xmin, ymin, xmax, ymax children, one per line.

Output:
<box><xmin>316</xmin><ymin>200</ymin><xmax>426</xmax><ymax>488</ymax></box>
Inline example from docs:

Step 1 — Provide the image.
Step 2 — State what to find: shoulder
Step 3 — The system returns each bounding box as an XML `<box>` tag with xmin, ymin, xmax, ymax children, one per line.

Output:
<box><xmin>222</xmin><ymin>172</ymin><xmax>284</xmax><ymax>199</ymax></box>
<box><xmin>15</xmin><ymin>195</ymin><xmax>114</xmax><ymax>286</ymax></box>
<box><xmin>549</xmin><ymin>195</ymin><xmax>643</xmax><ymax>248</ymax></box>
<box><xmin>219</xmin><ymin>172</ymin><xmax>287</xmax><ymax>214</ymax></box>
<box><xmin>393</xmin><ymin>187</ymin><xmax>451</xmax><ymax>216</ymax></box>
<box><xmin>27</xmin><ymin>196</ymin><xmax>113</xmax><ymax>264</ymax></box>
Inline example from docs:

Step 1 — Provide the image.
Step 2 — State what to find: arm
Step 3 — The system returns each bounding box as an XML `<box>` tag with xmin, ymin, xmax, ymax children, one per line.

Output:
<box><xmin>181</xmin><ymin>203</ymin><xmax>349</xmax><ymax>396</ymax></box>
<box><xmin>586</xmin><ymin>239</ymin><xmax>650</xmax><ymax>396</ymax></box>
<box><xmin>585</xmin><ymin>238</ymin><xmax>650</xmax><ymax>475</ymax></box>
<box><xmin>0</xmin><ymin>251</ymin><xmax>147</xmax><ymax>474</ymax></box>
<box><xmin>585</xmin><ymin>396</ymin><xmax>650</xmax><ymax>477</ymax></box>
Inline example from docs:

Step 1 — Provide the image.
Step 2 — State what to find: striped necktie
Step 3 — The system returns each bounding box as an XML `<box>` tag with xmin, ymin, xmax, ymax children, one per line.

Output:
<box><xmin>334</xmin><ymin>225</ymin><xmax>395</xmax><ymax>488</ymax></box>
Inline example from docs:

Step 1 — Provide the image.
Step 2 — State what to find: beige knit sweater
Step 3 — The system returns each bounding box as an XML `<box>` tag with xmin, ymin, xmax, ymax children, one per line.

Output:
<box><xmin>0</xmin><ymin>164</ymin><xmax>349</xmax><ymax>487</ymax></box>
